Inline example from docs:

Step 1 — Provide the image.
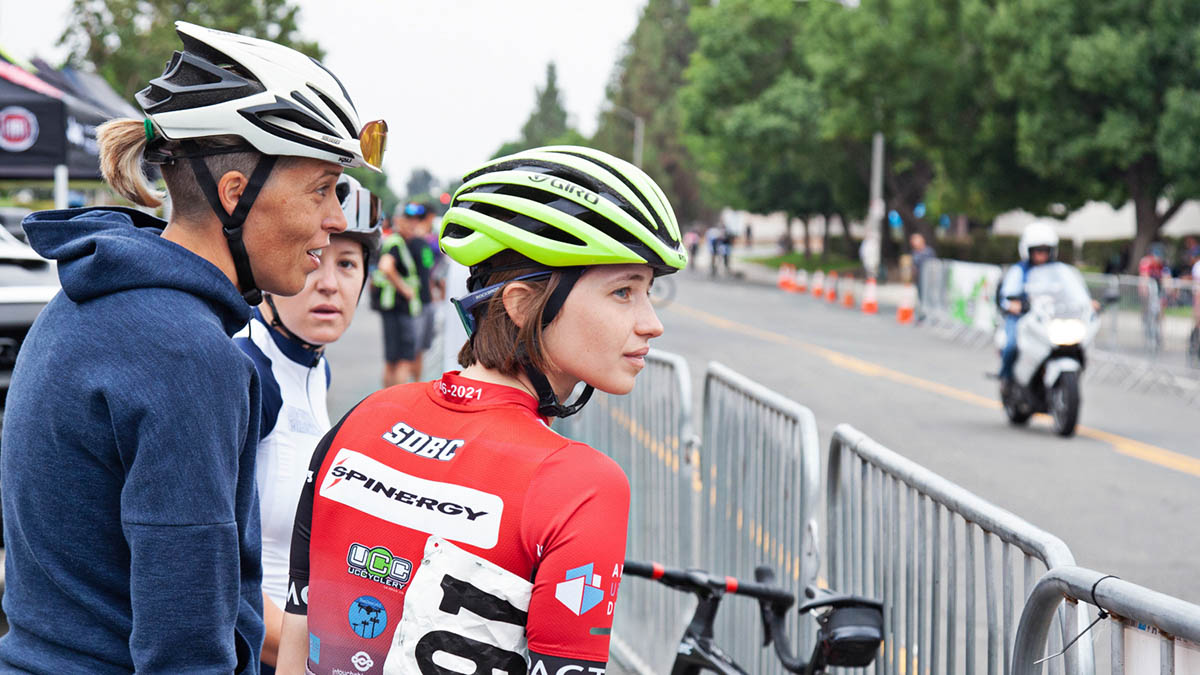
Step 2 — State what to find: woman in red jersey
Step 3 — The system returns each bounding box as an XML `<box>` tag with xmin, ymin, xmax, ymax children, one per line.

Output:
<box><xmin>278</xmin><ymin>145</ymin><xmax>687</xmax><ymax>675</ymax></box>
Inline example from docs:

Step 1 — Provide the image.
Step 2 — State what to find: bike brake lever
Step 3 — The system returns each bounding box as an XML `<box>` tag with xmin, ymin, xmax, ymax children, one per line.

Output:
<box><xmin>754</xmin><ymin>566</ymin><xmax>781</xmax><ymax>647</ymax></box>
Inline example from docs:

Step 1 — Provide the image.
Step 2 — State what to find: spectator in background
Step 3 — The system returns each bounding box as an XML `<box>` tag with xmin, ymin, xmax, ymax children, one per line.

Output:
<box><xmin>405</xmin><ymin>201</ymin><xmax>439</xmax><ymax>379</ymax></box>
<box><xmin>910</xmin><ymin>232</ymin><xmax>937</xmax><ymax>283</ymax></box>
<box><xmin>1178</xmin><ymin>236</ymin><xmax>1200</xmax><ymax>279</ymax></box>
<box><xmin>684</xmin><ymin>229</ymin><xmax>700</xmax><ymax>268</ymax></box>
<box><xmin>910</xmin><ymin>232</ymin><xmax>937</xmax><ymax>319</ymax></box>
<box><xmin>1139</xmin><ymin>242</ymin><xmax>1169</xmax><ymax>281</ymax></box>
<box><xmin>375</xmin><ymin>210</ymin><xmax>422</xmax><ymax>386</ymax></box>
<box><xmin>1103</xmin><ymin>245</ymin><xmax>1130</xmax><ymax>275</ymax></box>
<box><xmin>706</xmin><ymin>223</ymin><xmax>724</xmax><ymax>276</ymax></box>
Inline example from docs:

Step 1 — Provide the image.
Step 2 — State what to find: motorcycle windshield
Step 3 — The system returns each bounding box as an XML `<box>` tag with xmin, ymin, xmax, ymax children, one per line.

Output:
<box><xmin>1024</xmin><ymin>263</ymin><xmax>1092</xmax><ymax>317</ymax></box>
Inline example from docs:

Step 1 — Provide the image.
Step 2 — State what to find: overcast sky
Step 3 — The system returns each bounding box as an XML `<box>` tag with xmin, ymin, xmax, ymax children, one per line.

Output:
<box><xmin>0</xmin><ymin>0</ymin><xmax>646</xmax><ymax>194</ymax></box>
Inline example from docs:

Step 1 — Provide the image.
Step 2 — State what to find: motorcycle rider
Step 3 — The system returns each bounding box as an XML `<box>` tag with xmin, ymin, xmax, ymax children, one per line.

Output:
<box><xmin>998</xmin><ymin>223</ymin><xmax>1059</xmax><ymax>383</ymax></box>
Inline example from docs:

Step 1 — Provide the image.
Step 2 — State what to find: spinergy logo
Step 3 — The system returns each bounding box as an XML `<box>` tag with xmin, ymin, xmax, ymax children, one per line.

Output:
<box><xmin>320</xmin><ymin>449</ymin><xmax>503</xmax><ymax>548</ymax></box>
<box><xmin>554</xmin><ymin>563</ymin><xmax>605</xmax><ymax>616</ymax></box>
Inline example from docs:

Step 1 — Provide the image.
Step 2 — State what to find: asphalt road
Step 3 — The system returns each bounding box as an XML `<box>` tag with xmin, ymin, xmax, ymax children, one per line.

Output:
<box><xmin>329</xmin><ymin>267</ymin><xmax>1199</xmax><ymax>607</ymax></box>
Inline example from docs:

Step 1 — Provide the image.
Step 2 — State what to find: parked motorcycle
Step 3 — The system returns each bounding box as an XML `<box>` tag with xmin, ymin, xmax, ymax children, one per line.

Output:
<box><xmin>997</xmin><ymin>263</ymin><xmax>1100</xmax><ymax>437</ymax></box>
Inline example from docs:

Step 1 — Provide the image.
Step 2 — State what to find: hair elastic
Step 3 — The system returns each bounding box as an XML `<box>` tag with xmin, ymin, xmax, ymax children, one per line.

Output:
<box><xmin>143</xmin><ymin>119</ymin><xmax>155</xmax><ymax>142</ymax></box>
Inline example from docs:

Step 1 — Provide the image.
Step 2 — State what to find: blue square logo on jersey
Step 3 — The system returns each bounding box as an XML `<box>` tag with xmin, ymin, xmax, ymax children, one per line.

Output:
<box><xmin>308</xmin><ymin>633</ymin><xmax>320</xmax><ymax>664</ymax></box>
<box><xmin>554</xmin><ymin>563</ymin><xmax>606</xmax><ymax>616</ymax></box>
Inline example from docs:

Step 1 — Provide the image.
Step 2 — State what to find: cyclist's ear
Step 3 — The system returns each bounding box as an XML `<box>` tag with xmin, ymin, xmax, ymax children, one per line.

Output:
<box><xmin>500</xmin><ymin>282</ymin><xmax>537</xmax><ymax>330</ymax></box>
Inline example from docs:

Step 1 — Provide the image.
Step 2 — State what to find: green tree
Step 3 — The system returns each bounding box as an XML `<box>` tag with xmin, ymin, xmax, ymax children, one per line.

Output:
<box><xmin>592</xmin><ymin>0</ymin><xmax>714</xmax><ymax>229</ymax></box>
<box><xmin>682</xmin><ymin>0</ymin><xmax>864</xmax><ymax>256</ymax></box>
<box><xmin>985</xmin><ymin>0</ymin><xmax>1200</xmax><ymax>268</ymax></box>
<box><xmin>60</xmin><ymin>0</ymin><xmax>322</xmax><ymax>102</ymax></box>
<box><xmin>520</xmin><ymin>62</ymin><xmax>569</xmax><ymax>147</ymax></box>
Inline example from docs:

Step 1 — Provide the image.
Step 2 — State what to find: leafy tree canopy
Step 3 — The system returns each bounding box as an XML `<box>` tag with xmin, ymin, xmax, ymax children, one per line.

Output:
<box><xmin>592</xmin><ymin>0</ymin><xmax>714</xmax><ymax>229</ymax></box>
<box><xmin>985</xmin><ymin>0</ymin><xmax>1200</xmax><ymax>265</ymax></box>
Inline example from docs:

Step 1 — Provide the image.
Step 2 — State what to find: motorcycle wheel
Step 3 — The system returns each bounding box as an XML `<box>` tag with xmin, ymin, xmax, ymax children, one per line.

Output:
<box><xmin>1001</xmin><ymin>382</ymin><xmax>1032</xmax><ymax>425</ymax></box>
<box><xmin>1050</xmin><ymin>371</ymin><xmax>1080</xmax><ymax>437</ymax></box>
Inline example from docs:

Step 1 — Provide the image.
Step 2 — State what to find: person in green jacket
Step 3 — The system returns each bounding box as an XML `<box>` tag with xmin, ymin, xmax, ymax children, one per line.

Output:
<box><xmin>375</xmin><ymin>209</ymin><xmax>423</xmax><ymax>386</ymax></box>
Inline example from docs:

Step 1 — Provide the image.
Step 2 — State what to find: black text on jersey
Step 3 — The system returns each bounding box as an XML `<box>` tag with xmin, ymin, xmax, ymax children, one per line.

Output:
<box><xmin>382</xmin><ymin>420</ymin><xmax>464</xmax><ymax>461</ymax></box>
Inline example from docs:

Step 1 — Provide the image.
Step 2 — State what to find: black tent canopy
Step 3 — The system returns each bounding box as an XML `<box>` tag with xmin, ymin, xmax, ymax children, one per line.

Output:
<box><xmin>0</xmin><ymin>59</ymin><xmax>113</xmax><ymax>180</ymax></box>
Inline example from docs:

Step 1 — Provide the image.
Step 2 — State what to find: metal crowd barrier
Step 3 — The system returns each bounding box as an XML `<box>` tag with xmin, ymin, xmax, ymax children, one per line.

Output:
<box><xmin>827</xmin><ymin>424</ymin><xmax>1094</xmax><ymax>675</ymax></box>
<box><xmin>1013</xmin><ymin>567</ymin><xmax>1200</xmax><ymax>675</ymax></box>
<box><xmin>556</xmin><ymin>349</ymin><xmax>700</xmax><ymax>674</ymax></box>
<box><xmin>1082</xmin><ymin>273</ymin><xmax>1198</xmax><ymax>365</ymax></box>
<box><xmin>917</xmin><ymin>259</ymin><xmax>1004</xmax><ymax>347</ymax></box>
<box><xmin>700</xmin><ymin>361</ymin><xmax>822</xmax><ymax>674</ymax></box>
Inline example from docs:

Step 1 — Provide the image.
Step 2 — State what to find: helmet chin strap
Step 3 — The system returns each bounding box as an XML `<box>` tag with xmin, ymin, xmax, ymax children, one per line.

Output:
<box><xmin>263</xmin><ymin>294</ymin><xmax>324</xmax><ymax>355</ymax></box>
<box><xmin>518</xmin><ymin>267</ymin><xmax>592</xmax><ymax>418</ymax></box>
<box><xmin>188</xmin><ymin>151</ymin><xmax>278</xmax><ymax>306</ymax></box>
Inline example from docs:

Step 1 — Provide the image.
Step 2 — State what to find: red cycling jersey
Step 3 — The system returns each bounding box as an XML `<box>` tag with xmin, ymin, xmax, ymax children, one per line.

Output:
<box><xmin>287</xmin><ymin>371</ymin><xmax>630</xmax><ymax>674</ymax></box>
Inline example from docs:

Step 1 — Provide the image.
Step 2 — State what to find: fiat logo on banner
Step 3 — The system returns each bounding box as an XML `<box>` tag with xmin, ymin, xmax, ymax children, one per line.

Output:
<box><xmin>0</xmin><ymin>106</ymin><xmax>40</xmax><ymax>153</ymax></box>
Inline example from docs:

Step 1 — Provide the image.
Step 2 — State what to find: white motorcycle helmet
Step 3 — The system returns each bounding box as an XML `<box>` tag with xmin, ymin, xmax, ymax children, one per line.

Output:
<box><xmin>1018</xmin><ymin>223</ymin><xmax>1059</xmax><ymax>262</ymax></box>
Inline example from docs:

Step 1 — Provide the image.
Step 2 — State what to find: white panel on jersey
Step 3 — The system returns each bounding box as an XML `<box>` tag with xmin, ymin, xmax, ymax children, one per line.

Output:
<box><xmin>384</xmin><ymin>536</ymin><xmax>532</xmax><ymax>675</ymax></box>
<box><xmin>320</xmin><ymin>449</ymin><xmax>504</xmax><ymax>549</ymax></box>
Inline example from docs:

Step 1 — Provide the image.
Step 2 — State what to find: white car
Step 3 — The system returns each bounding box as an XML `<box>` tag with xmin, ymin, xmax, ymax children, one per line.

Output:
<box><xmin>0</xmin><ymin>226</ymin><xmax>59</xmax><ymax>405</ymax></box>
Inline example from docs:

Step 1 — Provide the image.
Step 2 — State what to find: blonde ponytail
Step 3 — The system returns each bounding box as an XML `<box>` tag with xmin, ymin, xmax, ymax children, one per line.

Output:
<box><xmin>97</xmin><ymin>119</ymin><xmax>164</xmax><ymax>208</ymax></box>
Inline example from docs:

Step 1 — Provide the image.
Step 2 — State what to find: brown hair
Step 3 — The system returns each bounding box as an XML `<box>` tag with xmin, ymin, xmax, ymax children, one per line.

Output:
<box><xmin>97</xmin><ymin>118</ymin><xmax>269</xmax><ymax>218</ymax></box>
<box><xmin>456</xmin><ymin>252</ymin><xmax>563</xmax><ymax>377</ymax></box>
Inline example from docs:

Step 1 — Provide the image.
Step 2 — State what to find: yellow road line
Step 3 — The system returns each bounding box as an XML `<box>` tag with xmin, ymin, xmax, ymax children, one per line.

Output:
<box><xmin>670</xmin><ymin>302</ymin><xmax>1200</xmax><ymax>479</ymax></box>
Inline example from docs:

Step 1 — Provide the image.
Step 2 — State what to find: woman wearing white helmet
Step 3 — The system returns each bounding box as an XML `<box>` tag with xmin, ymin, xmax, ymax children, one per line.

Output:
<box><xmin>0</xmin><ymin>22</ymin><xmax>385</xmax><ymax>673</ymax></box>
<box><xmin>235</xmin><ymin>175</ymin><xmax>381</xmax><ymax>673</ymax></box>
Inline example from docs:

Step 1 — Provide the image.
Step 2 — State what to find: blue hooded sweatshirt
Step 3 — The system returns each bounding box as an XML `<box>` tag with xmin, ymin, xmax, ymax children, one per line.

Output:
<box><xmin>0</xmin><ymin>207</ymin><xmax>264</xmax><ymax>673</ymax></box>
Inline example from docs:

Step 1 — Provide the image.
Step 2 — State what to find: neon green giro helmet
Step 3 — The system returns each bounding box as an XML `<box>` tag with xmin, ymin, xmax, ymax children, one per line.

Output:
<box><xmin>439</xmin><ymin>145</ymin><xmax>688</xmax><ymax>274</ymax></box>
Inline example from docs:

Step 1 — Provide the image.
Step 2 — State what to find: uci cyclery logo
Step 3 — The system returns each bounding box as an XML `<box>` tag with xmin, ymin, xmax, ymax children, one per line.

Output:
<box><xmin>527</xmin><ymin>173</ymin><xmax>600</xmax><ymax>206</ymax></box>
<box><xmin>347</xmin><ymin>542</ymin><xmax>412</xmax><ymax>591</ymax></box>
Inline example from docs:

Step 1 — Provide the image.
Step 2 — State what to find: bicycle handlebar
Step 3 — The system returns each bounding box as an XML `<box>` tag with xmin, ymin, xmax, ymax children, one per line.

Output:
<box><xmin>624</xmin><ymin>559</ymin><xmax>795</xmax><ymax>610</ymax></box>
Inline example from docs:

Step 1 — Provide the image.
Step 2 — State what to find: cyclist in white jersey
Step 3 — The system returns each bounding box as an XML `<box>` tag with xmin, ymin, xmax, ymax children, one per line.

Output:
<box><xmin>236</xmin><ymin>174</ymin><xmax>381</xmax><ymax>672</ymax></box>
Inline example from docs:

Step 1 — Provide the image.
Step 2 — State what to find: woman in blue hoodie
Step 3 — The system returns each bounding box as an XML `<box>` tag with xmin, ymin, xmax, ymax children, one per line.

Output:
<box><xmin>0</xmin><ymin>22</ymin><xmax>385</xmax><ymax>674</ymax></box>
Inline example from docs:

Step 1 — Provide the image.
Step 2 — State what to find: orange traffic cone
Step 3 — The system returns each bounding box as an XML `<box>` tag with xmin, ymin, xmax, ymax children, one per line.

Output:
<box><xmin>793</xmin><ymin>268</ymin><xmax>809</xmax><ymax>293</ymax></box>
<box><xmin>811</xmin><ymin>270</ymin><xmax>825</xmax><ymax>298</ymax></box>
<box><xmin>777</xmin><ymin>264</ymin><xmax>795</xmax><ymax>291</ymax></box>
<box><xmin>896</xmin><ymin>283</ymin><xmax>916</xmax><ymax>324</ymax></box>
<box><xmin>826</xmin><ymin>271</ymin><xmax>839</xmax><ymax>302</ymax></box>
<box><xmin>843</xmin><ymin>279</ymin><xmax>857</xmax><ymax>308</ymax></box>
<box><xmin>862</xmin><ymin>278</ymin><xmax>879</xmax><ymax>314</ymax></box>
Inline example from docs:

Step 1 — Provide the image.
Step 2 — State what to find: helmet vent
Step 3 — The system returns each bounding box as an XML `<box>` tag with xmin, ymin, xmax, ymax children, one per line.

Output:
<box><xmin>443</xmin><ymin>223</ymin><xmax>474</xmax><ymax>240</ymax></box>
<box><xmin>310</xmin><ymin>87</ymin><xmax>358</xmax><ymax>139</ymax></box>
<box><xmin>552</xmin><ymin>149</ymin><xmax>667</xmax><ymax>236</ymax></box>
<box><xmin>495</xmin><ymin>183</ymin><xmax>557</xmax><ymax>205</ymax></box>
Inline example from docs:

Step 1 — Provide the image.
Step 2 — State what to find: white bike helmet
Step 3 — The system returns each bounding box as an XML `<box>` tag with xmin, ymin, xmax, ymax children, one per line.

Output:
<box><xmin>1019</xmin><ymin>222</ymin><xmax>1059</xmax><ymax>262</ymax></box>
<box><xmin>335</xmin><ymin>174</ymin><xmax>382</xmax><ymax>266</ymax></box>
<box><xmin>138</xmin><ymin>22</ymin><xmax>384</xmax><ymax>170</ymax></box>
<box><xmin>136</xmin><ymin>22</ymin><xmax>387</xmax><ymax>305</ymax></box>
